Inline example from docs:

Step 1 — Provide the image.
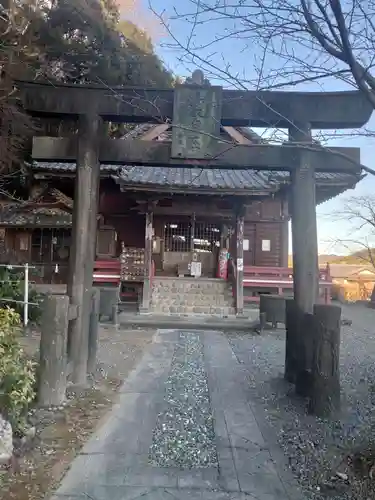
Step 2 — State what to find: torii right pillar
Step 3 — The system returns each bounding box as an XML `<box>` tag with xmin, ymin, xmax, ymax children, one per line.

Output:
<box><xmin>289</xmin><ymin>122</ymin><xmax>319</xmax><ymax>312</ymax></box>
<box><xmin>289</xmin><ymin>122</ymin><xmax>319</xmax><ymax>394</ymax></box>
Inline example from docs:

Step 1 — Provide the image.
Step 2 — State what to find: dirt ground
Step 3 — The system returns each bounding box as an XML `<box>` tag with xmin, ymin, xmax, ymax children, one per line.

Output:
<box><xmin>0</xmin><ymin>324</ymin><xmax>154</xmax><ymax>500</ymax></box>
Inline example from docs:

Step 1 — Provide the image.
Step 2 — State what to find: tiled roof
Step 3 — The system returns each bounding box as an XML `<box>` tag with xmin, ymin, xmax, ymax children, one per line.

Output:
<box><xmin>0</xmin><ymin>206</ymin><xmax>72</xmax><ymax>227</ymax></box>
<box><xmin>32</xmin><ymin>162</ymin><xmax>359</xmax><ymax>193</ymax></box>
<box><xmin>32</xmin><ymin>125</ymin><xmax>361</xmax><ymax>194</ymax></box>
<box><xmin>34</xmin><ymin>162</ymin><xmax>117</xmax><ymax>173</ymax></box>
<box><xmin>116</xmin><ymin>166</ymin><xmax>286</xmax><ymax>191</ymax></box>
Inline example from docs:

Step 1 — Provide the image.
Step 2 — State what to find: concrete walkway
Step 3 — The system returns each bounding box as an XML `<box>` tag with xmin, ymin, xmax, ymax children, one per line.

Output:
<box><xmin>51</xmin><ymin>329</ymin><xmax>304</xmax><ymax>500</ymax></box>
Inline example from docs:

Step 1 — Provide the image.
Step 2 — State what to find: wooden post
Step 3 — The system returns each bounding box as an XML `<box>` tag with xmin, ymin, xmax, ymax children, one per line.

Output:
<box><xmin>289</xmin><ymin>123</ymin><xmax>319</xmax><ymax>313</ymax></box>
<box><xmin>141</xmin><ymin>209</ymin><xmax>153</xmax><ymax>312</ymax></box>
<box><xmin>309</xmin><ymin>304</ymin><xmax>341</xmax><ymax>417</ymax></box>
<box><xmin>67</xmin><ymin>112</ymin><xmax>101</xmax><ymax>385</ymax></box>
<box><xmin>280</xmin><ymin>199</ymin><xmax>289</xmax><ymax>267</ymax></box>
<box><xmin>38</xmin><ymin>295</ymin><xmax>69</xmax><ymax>406</ymax></box>
<box><xmin>235</xmin><ymin>207</ymin><xmax>244</xmax><ymax>315</ymax></box>
<box><xmin>0</xmin><ymin>228</ymin><xmax>6</xmax><ymax>260</ymax></box>
<box><xmin>190</xmin><ymin>212</ymin><xmax>196</xmax><ymax>252</ymax></box>
<box><xmin>221</xmin><ymin>224</ymin><xmax>228</xmax><ymax>249</ymax></box>
<box><xmin>87</xmin><ymin>288</ymin><xmax>100</xmax><ymax>374</ymax></box>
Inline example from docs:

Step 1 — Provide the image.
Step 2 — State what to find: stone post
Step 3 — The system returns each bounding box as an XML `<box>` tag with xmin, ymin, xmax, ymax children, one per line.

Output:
<box><xmin>284</xmin><ymin>299</ymin><xmax>300</xmax><ymax>383</ymax></box>
<box><xmin>235</xmin><ymin>207</ymin><xmax>245</xmax><ymax>315</ymax></box>
<box><xmin>38</xmin><ymin>295</ymin><xmax>69</xmax><ymax>406</ymax></box>
<box><xmin>295</xmin><ymin>312</ymin><xmax>314</xmax><ymax>397</ymax></box>
<box><xmin>308</xmin><ymin>304</ymin><xmax>341</xmax><ymax>417</ymax></box>
<box><xmin>67</xmin><ymin>112</ymin><xmax>101</xmax><ymax>385</ymax></box>
<box><xmin>141</xmin><ymin>209</ymin><xmax>153</xmax><ymax>312</ymax></box>
<box><xmin>87</xmin><ymin>288</ymin><xmax>100</xmax><ymax>374</ymax></box>
<box><xmin>288</xmin><ymin>122</ymin><xmax>319</xmax><ymax>394</ymax></box>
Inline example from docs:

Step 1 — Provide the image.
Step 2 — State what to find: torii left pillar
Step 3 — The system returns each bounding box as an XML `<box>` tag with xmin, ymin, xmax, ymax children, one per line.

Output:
<box><xmin>67</xmin><ymin>112</ymin><xmax>102</xmax><ymax>386</ymax></box>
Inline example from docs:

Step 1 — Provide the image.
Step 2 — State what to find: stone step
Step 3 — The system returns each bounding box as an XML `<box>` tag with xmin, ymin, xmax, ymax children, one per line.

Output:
<box><xmin>153</xmin><ymin>278</ymin><xmax>227</xmax><ymax>284</ymax></box>
<box><xmin>153</xmin><ymin>288</ymin><xmax>231</xmax><ymax>295</ymax></box>
<box><xmin>153</xmin><ymin>286</ymin><xmax>230</xmax><ymax>293</ymax></box>
<box><xmin>152</xmin><ymin>292</ymin><xmax>233</xmax><ymax>300</ymax></box>
<box><xmin>153</xmin><ymin>289</ymin><xmax>230</xmax><ymax>297</ymax></box>
<box><xmin>152</xmin><ymin>296</ymin><xmax>233</xmax><ymax>305</ymax></box>
<box><xmin>152</xmin><ymin>303</ymin><xmax>234</xmax><ymax>310</ymax></box>
<box><xmin>151</xmin><ymin>278</ymin><xmax>234</xmax><ymax>317</ymax></box>
<box><xmin>150</xmin><ymin>305</ymin><xmax>236</xmax><ymax>316</ymax></box>
<box><xmin>152</xmin><ymin>288</ymin><xmax>232</xmax><ymax>293</ymax></box>
<box><xmin>152</xmin><ymin>281</ymin><xmax>228</xmax><ymax>293</ymax></box>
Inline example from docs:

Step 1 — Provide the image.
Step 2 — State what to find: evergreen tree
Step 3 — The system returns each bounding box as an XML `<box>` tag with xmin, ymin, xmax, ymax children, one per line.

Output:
<box><xmin>0</xmin><ymin>0</ymin><xmax>173</xmax><ymax>174</ymax></box>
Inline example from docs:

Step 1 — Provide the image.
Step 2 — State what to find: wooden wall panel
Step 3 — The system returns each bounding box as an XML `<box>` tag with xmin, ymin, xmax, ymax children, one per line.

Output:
<box><xmin>254</xmin><ymin>223</ymin><xmax>282</xmax><ymax>267</ymax></box>
<box><xmin>106</xmin><ymin>215</ymin><xmax>145</xmax><ymax>250</ymax></box>
<box><xmin>96</xmin><ymin>228</ymin><xmax>116</xmax><ymax>258</ymax></box>
<box><xmin>245</xmin><ymin>199</ymin><xmax>282</xmax><ymax>220</ymax></box>
<box><xmin>243</xmin><ymin>223</ymin><xmax>256</xmax><ymax>266</ymax></box>
<box><xmin>6</xmin><ymin>229</ymin><xmax>32</xmax><ymax>263</ymax></box>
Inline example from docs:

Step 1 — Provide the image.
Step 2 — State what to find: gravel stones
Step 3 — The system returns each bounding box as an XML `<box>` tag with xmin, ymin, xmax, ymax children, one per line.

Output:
<box><xmin>228</xmin><ymin>303</ymin><xmax>375</xmax><ymax>500</ymax></box>
<box><xmin>149</xmin><ymin>331</ymin><xmax>217</xmax><ymax>468</ymax></box>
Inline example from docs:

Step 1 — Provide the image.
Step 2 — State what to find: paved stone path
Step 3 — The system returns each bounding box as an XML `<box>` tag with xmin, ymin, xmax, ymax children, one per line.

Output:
<box><xmin>51</xmin><ymin>329</ymin><xmax>304</xmax><ymax>500</ymax></box>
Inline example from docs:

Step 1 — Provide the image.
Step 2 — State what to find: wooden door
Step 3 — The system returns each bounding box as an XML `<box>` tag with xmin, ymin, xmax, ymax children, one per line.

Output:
<box><xmin>96</xmin><ymin>227</ymin><xmax>117</xmax><ymax>259</ymax></box>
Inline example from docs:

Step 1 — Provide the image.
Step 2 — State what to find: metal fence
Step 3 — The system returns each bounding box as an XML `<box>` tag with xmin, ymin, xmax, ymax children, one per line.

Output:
<box><xmin>0</xmin><ymin>263</ymin><xmax>40</xmax><ymax>326</ymax></box>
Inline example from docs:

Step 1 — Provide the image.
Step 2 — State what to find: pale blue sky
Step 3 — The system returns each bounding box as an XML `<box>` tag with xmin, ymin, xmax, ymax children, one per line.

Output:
<box><xmin>137</xmin><ymin>0</ymin><xmax>375</xmax><ymax>254</ymax></box>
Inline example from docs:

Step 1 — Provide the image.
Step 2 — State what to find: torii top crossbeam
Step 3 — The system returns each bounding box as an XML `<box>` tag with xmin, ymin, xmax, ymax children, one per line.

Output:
<box><xmin>17</xmin><ymin>78</ymin><xmax>371</xmax><ymax>129</ymax></box>
<box><xmin>20</xmin><ymin>70</ymin><xmax>372</xmax><ymax>175</ymax></box>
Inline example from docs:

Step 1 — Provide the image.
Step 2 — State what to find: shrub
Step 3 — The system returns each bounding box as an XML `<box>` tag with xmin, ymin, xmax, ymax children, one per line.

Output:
<box><xmin>0</xmin><ymin>308</ymin><xmax>36</xmax><ymax>432</ymax></box>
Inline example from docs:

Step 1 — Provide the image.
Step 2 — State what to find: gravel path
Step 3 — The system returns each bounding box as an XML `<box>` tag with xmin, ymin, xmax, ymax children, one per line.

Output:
<box><xmin>149</xmin><ymin>331</ymin><xmax>217</xmax><ymax>468</ymax></box>
<box><xmin>227</xmin><ymin>303</ymin><xmax>375</xmax><ymax>499</ymax></box>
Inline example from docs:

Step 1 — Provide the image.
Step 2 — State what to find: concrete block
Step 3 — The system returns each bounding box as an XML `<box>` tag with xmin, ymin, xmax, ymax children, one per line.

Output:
<box><xmin>98</xmin><ymin>287</ymin><xmax>119</xmax><ymax>320</ymax></box>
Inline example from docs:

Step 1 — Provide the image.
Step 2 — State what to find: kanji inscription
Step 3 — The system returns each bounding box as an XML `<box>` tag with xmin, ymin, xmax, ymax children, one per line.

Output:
<box><xmin>171</xmin><ymin>85</ymin><xmax>222</xmax><ymax>159</ymax></box>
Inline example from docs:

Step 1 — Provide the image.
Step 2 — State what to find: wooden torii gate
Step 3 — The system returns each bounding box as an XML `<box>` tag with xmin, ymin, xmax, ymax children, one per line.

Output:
<box><xmin>17</xmin><ymin>71</ymin><xmax>372</xmax><ymax>385</ymax></box>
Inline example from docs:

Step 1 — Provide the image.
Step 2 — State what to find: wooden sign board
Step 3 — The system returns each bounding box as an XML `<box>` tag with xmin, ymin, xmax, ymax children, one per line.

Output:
<box><xmin>171</xmin><ymin>85</ymin><xmax>222</xmax><ymax>159</ymax></box>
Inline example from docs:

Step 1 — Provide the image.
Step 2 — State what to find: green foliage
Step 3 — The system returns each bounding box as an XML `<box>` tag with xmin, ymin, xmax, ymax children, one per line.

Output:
<box><xmin>0</xmin><ymin>308</ymin><xmax>36</xmax><ymax>431</ymax></box>
<box><xmin>118</xmin><ymin>20</ymin><xmax>154</xmax><ymax>54</ymax></box>
<box><xmin>32</xmin><ymin>0</ymin><xmax>173</xmax><ymax>87</ymax></box>
<box><xmin>0</xmin><ymin>267</ymin><xmax>43</xmax><ymax>323</ymax></box>
<box><xmin>1</xmin><ymin>0</ymin><xmax>174</xmax><ymax>173</ymax></box>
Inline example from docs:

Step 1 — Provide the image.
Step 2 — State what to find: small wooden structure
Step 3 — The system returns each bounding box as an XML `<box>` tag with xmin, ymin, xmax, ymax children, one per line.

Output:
<box><xmin>243</xmin><ymin>265</ymin><xmax>332</xmax><ymax>303</ymax></box>
<box><xmin>329</xmin><ymin>264</ymin><xmax>375</xmax><ymax>301</ymax></box>
<box><xmin>12</xmin><ymin>73</ymin><xmax>371</xmax><ymax>384</ymax></box>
